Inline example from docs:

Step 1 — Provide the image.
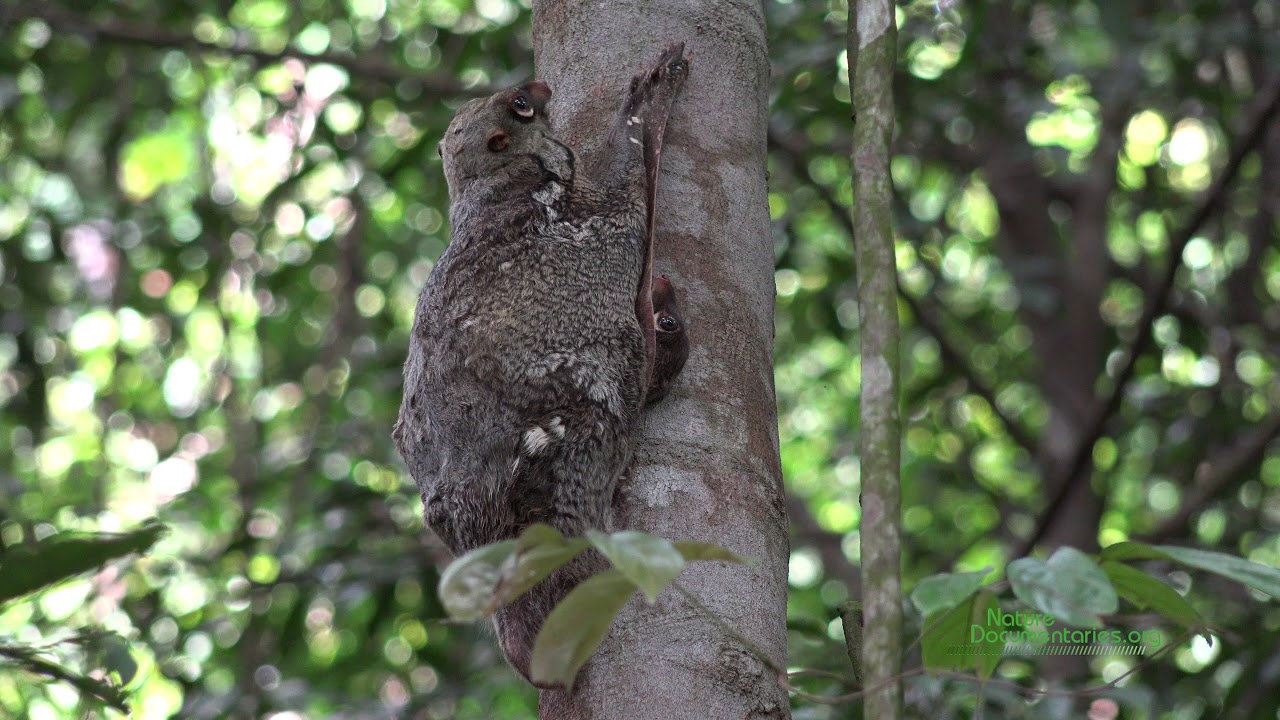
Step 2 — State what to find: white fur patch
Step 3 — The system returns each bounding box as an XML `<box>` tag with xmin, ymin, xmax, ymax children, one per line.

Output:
<box><xmin>630</xmin><ymin>116</ymin><xmax>641</xmax><ymax>125</ymax></box>
<box><xmin>548</xmin><ymin>416</ymin><xmax>565</xmax><ymax>438</ymax></box>
<box><xmin>532</xmin><ymin>182</ymin><xmax>562</xmax><ymax>207</ymax></box>
<box><xmin>522</xmin><ymin>427</ymin><xmax>552</xmax><ymax>455</ymax></box>
<box><xmin>629</xmin><ymin>137</ymin><xmax>642</xmax><ymax>146</ymax></box>
<box><xmin>499</xmin><ymin>261</ymin><xmax>513</xmax><ymax>272</ymax></box>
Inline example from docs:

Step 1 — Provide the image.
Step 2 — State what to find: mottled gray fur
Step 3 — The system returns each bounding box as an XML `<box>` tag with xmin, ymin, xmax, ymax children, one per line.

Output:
<box><xmin>394</xmin><ymin>45</ymin><xmax>688</xmax><ymax>686</ymax></box>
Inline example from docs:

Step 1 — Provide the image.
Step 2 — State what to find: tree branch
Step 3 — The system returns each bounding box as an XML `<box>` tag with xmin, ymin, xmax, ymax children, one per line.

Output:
<box><xmin>0</xmin><ymin>645</ymin><xmax>130</xmax><ymax>713</ymax></box>
<box><xmin>1142</xmin><ymin>410</ymin><xmax>1280</xmax><ymax>543</ymax></box>
<box><xmin>15</xmin><ymin>2</ymin><xmax>490</xmax><ymax>97</ymax></box>
<box><xmin>1019</xmin><ymin>73</ymin><xmax>1280</xmax><ymax>554</ymax></box>
<box><xmin>849</xmin><ymin>2</ymin><xmax>903</xmax><ymax>717</ymax></box>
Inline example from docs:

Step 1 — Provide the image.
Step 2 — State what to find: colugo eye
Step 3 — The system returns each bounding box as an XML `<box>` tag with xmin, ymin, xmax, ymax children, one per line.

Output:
<box><xmin>658</xmin><ymin>315</ymin><xmax>679</xmax><ymax>331</ymax></box>
<box><xmin>511</xmin><ymin>94</ymin><xmax>535</xmax><ymax>119</ymax></box>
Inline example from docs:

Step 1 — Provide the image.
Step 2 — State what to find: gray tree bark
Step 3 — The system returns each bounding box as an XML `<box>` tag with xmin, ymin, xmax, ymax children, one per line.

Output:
<box><xmin>530</xmin><ymin>2</ymin><xmax>791</xmax><ymax>718</ymax></box>
<box><xmin>848</xmin><ymin>2</ymin><xmax>902</xmax><ymax>718</ymax></box>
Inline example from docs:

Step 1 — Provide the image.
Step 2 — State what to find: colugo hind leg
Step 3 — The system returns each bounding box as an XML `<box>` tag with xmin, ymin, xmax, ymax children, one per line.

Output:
<box><xmin>495</xmin><ymin>409</ymin><xmax>628</xmax><ymax>687</ymax></box>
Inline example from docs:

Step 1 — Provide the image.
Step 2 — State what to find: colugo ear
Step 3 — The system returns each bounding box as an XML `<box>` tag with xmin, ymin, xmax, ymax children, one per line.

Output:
<box><xmin>488</xmin><ymin>130</ymin><xmax>509</xmax><ymax>152</ymax></box>
<box><xmin>524</xmin><ymin>81</ymin><xmax>551</xmax><ymax>113</ymax></box>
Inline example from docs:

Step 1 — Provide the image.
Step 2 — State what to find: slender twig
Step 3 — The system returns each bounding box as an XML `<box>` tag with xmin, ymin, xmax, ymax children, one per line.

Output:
<box><xmin>14</xmin><ymin>3</ymin><xmax>491</xmax><ymax>97</ymax></box>
<box><xmin>0</xmin><ymin>645</ymin><xmax>130</xmax><ymax>713</ymax></box>
<box><xmin>1019</xmin><ymin>74</ymin><xmax>1280</xmax><ymax>555</ymax></box>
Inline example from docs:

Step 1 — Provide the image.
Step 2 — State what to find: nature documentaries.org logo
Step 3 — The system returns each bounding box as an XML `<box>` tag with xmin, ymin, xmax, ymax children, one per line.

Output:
<box><xmin>950</xmin><ymin>608</ymin><xmax>1166</xmax><ymax>657</ymax></box>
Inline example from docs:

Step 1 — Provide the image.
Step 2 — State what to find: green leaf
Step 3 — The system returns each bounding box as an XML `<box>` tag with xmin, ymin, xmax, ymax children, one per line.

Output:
<box><xmin>672</xmin><ymin>540</ymin><xmax>749</xmax><ymax>565</ymax></box>
<box><xmin>0</xmin><ymin>522</ymin><xmax>167</xmax><ymax>604</ymax></box>
<box><xmin>501</xmin><ymin>525</ymin><xmax>591</xmax><ymax>606</ymax></box>
<box><xmin>921</xmin><ymin>589</ymin><xmax>1002</xmax><ymax>678</ymax></box>
<box><xmin>971</xmin><ymin>592</ymin><xmax>1002</xmax><ymax>679</ymax></box>
<box><xmin>1008</xmin><ymin>547</ymin><xmax>1117</xmax><ymax>628</ymax></box>
<box><xmin>587</xmin><ymin>530</ymin><xmax>685</xmax><ymax>602</ymax></box>
<box><xmin>516</xmin><ymin>522</ymin><xmax>566</xmax><ymax>551</ymax></box>
<box><xmin>1155</xmin><ymin>545</ymin><xmax>1280</xmax><ymax>599</ymax></box>
<box><xmin>437</xmin><ymin>527</ymin><xmax>597</xmax><ymax>622</ymax></box>
<box><xmin>529</xmin><ymin>568</ymin><xmax>637</xmax><ymax>690</ymax></box>
<box><xmin>1098</xmin><ymin>541</ymin><xmax>1168</xmax><ymax>562</ymax></box>
<box><xmin>436</xmin><ymin>540</ymin><xmax>518</xmax><ymax>621</ymax></box>
<box><xmin>1101</xmin><ymin>561</ymin><xmax>1205</xmax><ymax>632</ymax></box>
<box><xmin>1100</xmin><ymin>542</ymin><xmax>1280</xmax><ymax>599</ymax></box>
<box><xmin>910</xmin><ymin>567</ymin><xmax>992</xmax><ymax>616</ymax></box>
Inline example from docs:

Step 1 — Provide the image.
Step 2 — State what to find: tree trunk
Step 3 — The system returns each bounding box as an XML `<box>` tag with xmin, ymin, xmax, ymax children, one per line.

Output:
<box><xmin>530</xmin><ymin>2</ymin><xmax>791</xmax><ymax>718</ymax></box>
<box><xmin>849</xmin><ymin>2</ymin><xmax>902</xmax><ymax>717</ymax></box>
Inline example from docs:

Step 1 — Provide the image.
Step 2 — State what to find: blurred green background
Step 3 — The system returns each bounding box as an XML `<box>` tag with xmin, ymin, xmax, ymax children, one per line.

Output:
<box><xmin>2</xmin><ymin>0</ymin><xmax>1280</xmax><ymax>717</ymax></box>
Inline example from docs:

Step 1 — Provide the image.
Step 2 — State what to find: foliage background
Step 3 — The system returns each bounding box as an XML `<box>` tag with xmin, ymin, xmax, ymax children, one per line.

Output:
<box><xmin>2</xmin><ymin>0</ymin><xmax>1279</xmax><ymax>718</ymax></box>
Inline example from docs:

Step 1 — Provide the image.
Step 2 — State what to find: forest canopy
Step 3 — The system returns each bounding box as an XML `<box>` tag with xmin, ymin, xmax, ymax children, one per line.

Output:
<box><xmin>2</xmin><ymin>0</ymin><xmax>1280</xmax><ymax>718</ymax></box>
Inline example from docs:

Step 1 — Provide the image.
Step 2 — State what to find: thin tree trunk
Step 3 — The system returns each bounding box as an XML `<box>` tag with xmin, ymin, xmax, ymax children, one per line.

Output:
<box><xmin>849</xmin><ymin>2</ymin><xmax>902</xmax><ymax>719</ymax></box>
<box><xmin>530</xmin><ymin>2</ymin><xmax>790</xmax><ymax>718</ymax></box>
